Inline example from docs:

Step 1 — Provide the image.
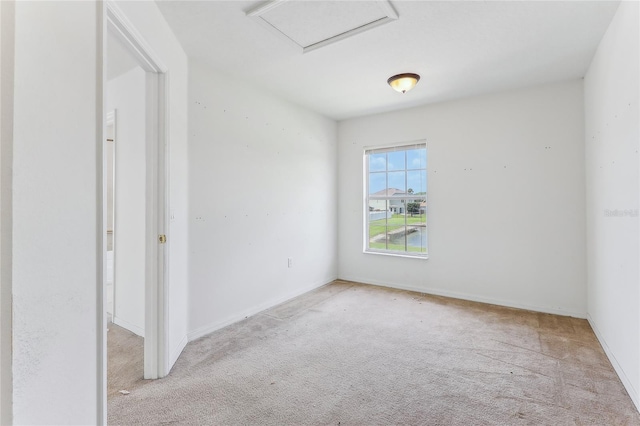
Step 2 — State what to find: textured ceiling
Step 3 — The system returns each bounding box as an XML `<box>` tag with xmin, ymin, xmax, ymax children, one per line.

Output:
<box><xmin>155</xmin><ymin>0</ymin><xmax>620</xmax><ymax>120</ymax></box>
<box><xmin>252</xmin><ymin>0</ymin><xmax>395</xmax><ymax>50</ymax></box>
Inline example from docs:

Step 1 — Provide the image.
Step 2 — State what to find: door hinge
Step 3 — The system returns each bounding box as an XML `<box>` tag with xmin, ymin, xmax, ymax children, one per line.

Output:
<box><xmin>158</xmin><ymin>234</ymin><xmax>167</xmax><ymax>244</ymax></box>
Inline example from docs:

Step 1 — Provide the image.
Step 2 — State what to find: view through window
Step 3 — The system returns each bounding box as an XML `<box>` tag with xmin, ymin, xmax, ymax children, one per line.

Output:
<box><xmin>365</xmin><ymin>142</ymin><xmax>427</xmax><ymax>257</ymax></box>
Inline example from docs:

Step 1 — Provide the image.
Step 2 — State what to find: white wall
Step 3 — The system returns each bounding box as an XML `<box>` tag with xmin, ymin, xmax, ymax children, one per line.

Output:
<box><xmin>0</xmin><ymin>1</ymin><xmax>14</xmax><ymax>423</ymax></box>
<box><xmin>338</xmin><ymin>80</ymin><xmax>587</xmax><ymax>317</ymax></box>
<box><xmin>188</xmin><ymin>60</ymin><xmax>338</xmax><ymax>339</ymax></box>
<box><xmin>111</xmin><ymin>0</ymin><xmax>190</xmax><ymax>370</ymax></box>
<box><xmin>107</xmin><ymin>66</ymin><xmax>146</xmax><ymax>337</ymax></box>
<box><xmin>585</xmin><ymin>1</ymin><xmax>640</xmax><ymax>409</ymax></box>
<box><xmin>10</xmin><ymin>1</ymin><xmax>101</xmax><ymax>423</ymax></box>
<box><xmin>4</xmin><ymin>1</ymin><xmax>190</xmax><ymax>421</ymax></box>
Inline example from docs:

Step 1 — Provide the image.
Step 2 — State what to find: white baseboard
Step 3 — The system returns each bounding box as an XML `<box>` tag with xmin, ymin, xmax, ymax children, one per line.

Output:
<box><xmin>113</xmin><ymin>316</ymin><xmax>144</xmax><ymax>338</ymax></box>
<box><xmin>338</xmin><ymin>275</ymin><xmax>587</xmax><ymax>319</ymax></box>
<box><xmin>587</xmin><ymin>315</ymin><xmax>639</xmax><ymax>411</ymax></box>
<box><xmin>187</xmin><ymin>276</ymin><xmax>337</xmax><ymax>342</ymax></box>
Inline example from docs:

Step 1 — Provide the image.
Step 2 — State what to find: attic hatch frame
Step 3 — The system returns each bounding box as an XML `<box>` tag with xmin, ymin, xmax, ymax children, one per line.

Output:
<box><xmin>246</xmin><ymin>0</ymin><xmax>399</xmax><ymax>53</ymax></box>
<box><xmin>99</xmin><ymin>1</ymin><xmax>171</xmax><ymax>422</ymax></box>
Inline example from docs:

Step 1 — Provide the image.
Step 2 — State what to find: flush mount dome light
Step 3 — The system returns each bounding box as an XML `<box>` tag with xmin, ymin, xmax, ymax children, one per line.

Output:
<box><xmin>387</xmin><ymin>73</ymin><xmax>420</xmax><ymax>93</ymax></box>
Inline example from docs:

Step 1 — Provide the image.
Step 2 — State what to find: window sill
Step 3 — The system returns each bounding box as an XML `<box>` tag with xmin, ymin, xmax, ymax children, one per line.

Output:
<box><xmin>364</xmin><ymin>250</ymin><xmax>429</xmax><ymax>260</ymax></box>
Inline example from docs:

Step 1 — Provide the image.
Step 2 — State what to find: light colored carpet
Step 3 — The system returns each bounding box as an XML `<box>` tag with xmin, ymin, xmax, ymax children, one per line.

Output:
<box><xmin>108</xmin><ymin>280</ymin><xmax>640</xmax><ymax>425</ymax></box>
<box><xmin>107</xmin><ymin>322</ymin><xmax>147</xmax><ymax>398</ymax></box>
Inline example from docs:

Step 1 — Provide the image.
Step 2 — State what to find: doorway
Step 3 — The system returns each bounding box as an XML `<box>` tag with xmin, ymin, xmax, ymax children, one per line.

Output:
<box><xmin>102</xmin><ymin>0</ymin><xmax>170</xmax><ymax>412</ymax></box>
<box><xmin>105</xmin><ymin>106</ymin><xmax>149</xmax><ymax>398</ymax></box>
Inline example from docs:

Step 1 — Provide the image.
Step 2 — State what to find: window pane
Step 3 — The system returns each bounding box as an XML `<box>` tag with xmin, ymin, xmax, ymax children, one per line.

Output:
<box><xmin>369</xmin><ymin>200</ymin><xmax>389</xmax><ymax>250</ymax></box>
<box><xmin>407</xmin><ymin>170</ymin><xmax>426</xmax><ymax>194</ymax></box>
<box><xmin>369</xmin><ymin>172</ymin><xmax>386</xmax><ymax>195</ymax></box>
<box><xmin>388</xmin><ymin>171</ymin><xmax>406</xmax><ymax>192</ymax></box>
<box><xmin>387</xmin><ymin>151</ymin><xmax>405</xmax><ymax>171</ymax></box>
<box><xmin>365</xmin><ymin>143</ymin><xmax>427</xmax><ymax>257</ymax></box>
<box><xmin>369</xmin><ymin>153</ymin><xmax>386</xmax><ymax>172</ymax></box>
<box><xmin>407</xmin><ymin>198</ymin><xmax>427</xmax><ymax>254</ymax></box>
<box><xmin>386</xmin><ymin>209</ymin><xmax>407</xmax><ymax>252</ymax></box>
<box><xmin>368</xmin><ymin>199</ymin><xmax>388</xmax><ymax>214</ymax></box>
<box><xmin>407</xmin><ymin>148</ymin><xmax>426</xmax><ymax>170</ymax></box>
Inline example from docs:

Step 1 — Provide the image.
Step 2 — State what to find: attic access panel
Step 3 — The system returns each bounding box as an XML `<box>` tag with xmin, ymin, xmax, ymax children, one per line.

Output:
<box><xmin>247</xmin><ymin>0</ymin><xmax>398</xmax><ymax>53</ymax></box>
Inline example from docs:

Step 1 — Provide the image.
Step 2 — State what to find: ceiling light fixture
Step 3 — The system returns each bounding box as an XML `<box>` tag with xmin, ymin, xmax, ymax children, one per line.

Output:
<box><xmin>387</xmin><ymin>73</ymin><xmax>420</xmax><ymax>93</ymax></box>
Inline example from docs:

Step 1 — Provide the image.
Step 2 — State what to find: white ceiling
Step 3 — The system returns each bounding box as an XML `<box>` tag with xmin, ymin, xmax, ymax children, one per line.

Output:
<box><xmin>155</xmin><ymin>0</ymin><xmax>620</xmax><ymax>120</ymax></box>
<box><xmin>248</xmin><ymin>0</ymin><xmax>398</xmax><ymax>52</ymax></box>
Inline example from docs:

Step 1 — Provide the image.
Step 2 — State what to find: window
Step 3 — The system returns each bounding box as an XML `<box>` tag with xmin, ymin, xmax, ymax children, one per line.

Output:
<box><xmin>365</xmin><ymin>142</ymin><xmax>427</xmax><ymax>257</ymax></box>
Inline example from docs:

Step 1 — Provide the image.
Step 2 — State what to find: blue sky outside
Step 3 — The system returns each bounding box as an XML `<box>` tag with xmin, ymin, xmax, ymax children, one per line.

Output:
<box><xmin>369</xmin><ymin>148</ymin><xmax>427</xmax><ymax>195</ymax></box>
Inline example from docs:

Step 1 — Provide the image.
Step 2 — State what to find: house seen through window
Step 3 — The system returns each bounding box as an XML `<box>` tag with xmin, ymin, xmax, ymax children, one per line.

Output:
<box><xmin>365</xmin><ymin>142</ymin><xmax>427</xmax><ymax>257</ymax></box>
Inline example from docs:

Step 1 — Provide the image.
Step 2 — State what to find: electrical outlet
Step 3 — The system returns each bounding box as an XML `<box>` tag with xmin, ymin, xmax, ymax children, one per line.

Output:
<box><xmin>287</xmin><ymin>257</ymin><xmax>293</xmax><ymax>268</ymax></box>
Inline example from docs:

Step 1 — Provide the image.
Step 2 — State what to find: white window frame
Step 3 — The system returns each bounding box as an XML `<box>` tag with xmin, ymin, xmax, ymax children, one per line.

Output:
<box><xmin>363</xmin><ymin>141</ymin><xmax>428</xmax><ymax>259</ymax></box>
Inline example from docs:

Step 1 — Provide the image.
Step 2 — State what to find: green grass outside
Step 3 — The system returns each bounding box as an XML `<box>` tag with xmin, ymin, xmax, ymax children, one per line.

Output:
<box><xmin>368</xmin><ymin>214</ymin><xmax>427</xmax><ymax>254</ymax></box>
<box><xmin>368</xmin><ymin>214</ymin><xmax>426</xmax><ymax>239</ymax></box>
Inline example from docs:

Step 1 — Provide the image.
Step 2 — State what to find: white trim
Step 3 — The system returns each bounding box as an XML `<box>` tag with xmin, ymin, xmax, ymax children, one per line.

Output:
<box><xmin>245</xmin><ymin>0</ymin><xmax>291</xmax><ymax>17</ymax></box>
<box><xmin>113</xmin><ymin>316</ymin><xmax>145</xmax><ymax>338</ymax></box>
<box><xmin>143</xmin><ymin>71</ymin><xmax>159</xmax><ymax>378</ymax></box>
<box><xmin>246</xmin><ymin>0</ymin><xmax>398</xmax><ymax>54</ymax></box>
<box><xmin>0</xmin><ymin>1</ymin><xmax>15</xmax><ymax>423</ymax></box>
<box><xmin>104</xmin><ymin>0</ymin><xmax>170</xmax><ymax>384</ymax></box>
<box><xmin>339</xmin><ymin>276</ymin><xmax>588</xmax><ymax>319</ymax></box>
<box><xmin>363</xmin><ymin>141</ymin><xmax>428</xmax><ymax>258</ymax></box>
<box><xmin>363</xmin><ymin>250</ymin><xmax>428</xmax><ymax>260</ymax></box>
<box><xmin>362</xmin><ymin>152</ymin><xmax>368</xmax><ymax>255</ymax></box>
<box><xmin>304</xmin><ymin>16</ymin><xmax>395</xmax><ymax>54</ymax></box>
<box><xmin>187</xmin><ymin>277</ymin><xmax>337</xmax><ymax>342</ymax></box>
<box><xmin>96</xmin><ymin>2</ymin><xmax>106</xmax><ymax>424</ymax></box>
<box><xmin>158</xmin><ymin>70</ymin><xmax>170</xmax><ymax>376</ymax></box>
<box><xmin>587</xmin><ymin>315</ymin><xmax>640</xmax><ymax>411</ymax></box>
<box><xmin>363</xmin><ymin>139</ymin><xmax>427</xmax><ymax>153</ymax></box>
<box><xmin>106</xmin><ymin>1</ymin><xmax>167</xmax><ymax>74</ymax></box>
<box><xmin>105</xmin><ymin>111</ymin><xmax>116</xmax><ymax>324</ymax></box>
<box><xmin>245</xmin><ymin>0</ymin><xmax>307</xmax><ymax>55</ymax></box>
<box><xmin>378</xmin><ymin>0</ymin><xmax>399</xmax><ymax>20</ymax></box>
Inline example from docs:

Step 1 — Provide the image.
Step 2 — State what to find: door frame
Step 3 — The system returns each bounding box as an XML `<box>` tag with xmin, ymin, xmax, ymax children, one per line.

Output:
<box><xmin>0</xmin><ymin>1</ymin><xmax>15</xmax><ymax>424</ymax></box>
<box><xmin>105</xmin><ymin>110</ymin><xmax>116</xmax><ymax>323</ymax></box>
<box><xmin>100</xmin><ymin>0</ymin><xmax>170</xmax><ymax>417</ymax></box>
